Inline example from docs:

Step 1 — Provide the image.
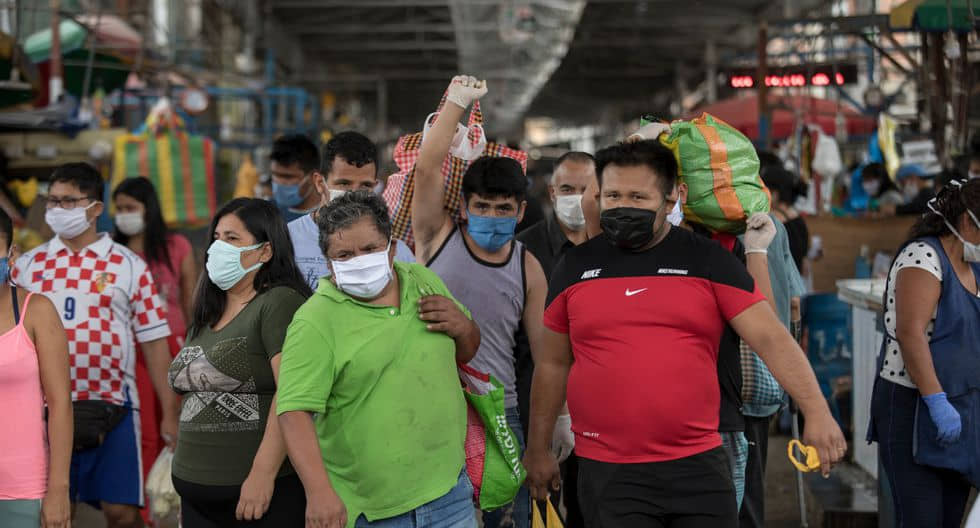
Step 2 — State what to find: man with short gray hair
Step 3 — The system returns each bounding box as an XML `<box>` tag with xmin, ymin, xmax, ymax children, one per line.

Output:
<box><xmin>277</xmin><ymin>190</ymin><xmax>481</xmax><ymax>528</ymax></box>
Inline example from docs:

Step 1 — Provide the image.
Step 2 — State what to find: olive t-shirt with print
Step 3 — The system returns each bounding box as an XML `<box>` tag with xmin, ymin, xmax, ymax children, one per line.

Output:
<box><xmin>169</xmin><ymin>286</ymin><xmax>306</xmax><ymax>485</ymax></box>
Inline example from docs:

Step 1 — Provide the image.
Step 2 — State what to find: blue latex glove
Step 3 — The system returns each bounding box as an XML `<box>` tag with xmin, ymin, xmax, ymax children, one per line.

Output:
<box><xmin>923</xmin><ymin>392</ymin><xmax>962</xmax><ymax>445</ymax></box>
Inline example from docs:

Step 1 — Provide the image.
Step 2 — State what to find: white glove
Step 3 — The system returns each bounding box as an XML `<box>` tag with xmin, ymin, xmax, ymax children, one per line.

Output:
<box><xmin>627</xmin><ymin>122</ymin><xmax>671</xmax><ymax>143</ymax></box>
<box><xmin>551</xmin><ymin>414</ymin><xmax>575</xmax><ymax>463</ymax></box>
<box><xmin>446</xmin><ymin>75</ymin><xmax>488</xmax><ymax>110</ymax></box>
<box><xmin>744</xmin><ymin>212</ymin><xmax>776</xmax><ymax>254</ymax></box>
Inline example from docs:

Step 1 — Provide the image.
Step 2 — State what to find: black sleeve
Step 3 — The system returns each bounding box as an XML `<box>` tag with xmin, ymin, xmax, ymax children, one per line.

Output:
<box><xmin>545</xmin><ymin>252</ymin><xmax>574</xmax><ymax>307</ymax></box>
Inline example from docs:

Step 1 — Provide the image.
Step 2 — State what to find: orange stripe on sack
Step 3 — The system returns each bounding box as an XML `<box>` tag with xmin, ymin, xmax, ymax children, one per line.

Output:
<box><xmin>694</xmin><ymin>122</ymin><xmax>744</xmax><ymax>221</ymax></box>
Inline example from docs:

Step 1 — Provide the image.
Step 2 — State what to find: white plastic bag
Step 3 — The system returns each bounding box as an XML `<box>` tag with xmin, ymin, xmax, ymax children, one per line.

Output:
<box><xmin>145</xmin><ymin>447</ymin><xmax>180</xmax><ymax>527</ymax></box>
<box><xmin>811</xmin><ymin>132</ymin><xmax>843</xmax><ymax>177</ymax></box>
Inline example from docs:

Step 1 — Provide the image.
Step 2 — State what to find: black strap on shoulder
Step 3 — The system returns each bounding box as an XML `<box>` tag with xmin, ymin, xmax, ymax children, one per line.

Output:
<box><xmin>10</xmin><ymin>285</ymin><xmax>19</xmax><ymax>325</ymax></box>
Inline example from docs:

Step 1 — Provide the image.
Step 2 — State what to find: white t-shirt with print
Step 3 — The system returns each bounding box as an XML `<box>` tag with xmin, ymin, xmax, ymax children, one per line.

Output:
<box><xmin>880</xmin><ymin>241</ymin><xmax>942</xmax><ymax>388</ymax></box>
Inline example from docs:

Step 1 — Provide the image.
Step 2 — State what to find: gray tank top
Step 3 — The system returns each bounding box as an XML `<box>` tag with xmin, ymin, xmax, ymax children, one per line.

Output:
<box><xmin>428</xmin><ymin>226</ymin><xmax>526</xmax><ymax>408</ymax></box>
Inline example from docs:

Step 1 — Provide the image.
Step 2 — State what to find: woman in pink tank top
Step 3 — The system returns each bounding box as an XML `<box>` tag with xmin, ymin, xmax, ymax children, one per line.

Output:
<box><xmin>0</xmin><ymin>209</ymin><xmax>72</xmax><ymax>528</ymax></box>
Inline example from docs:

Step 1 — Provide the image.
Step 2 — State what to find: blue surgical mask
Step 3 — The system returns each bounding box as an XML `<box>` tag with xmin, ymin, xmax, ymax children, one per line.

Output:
<box><xmin>272</xmin><ymin>178</ymin><xmax>308</xmax><ymax>209</ymax></box>
<box><xmin>206</xmin><ymin>240</ymin><xmax>265</xmax><ymax>291</ymax></box>
<box><xmin>466</xmin><ymin>214</ymin><xmax>517</xmax><ymax>252</ymax></box>
<box><xmin>0</xmin><ymin>257</ymin><xmax>8</xmax><ymax>285</ymax></box>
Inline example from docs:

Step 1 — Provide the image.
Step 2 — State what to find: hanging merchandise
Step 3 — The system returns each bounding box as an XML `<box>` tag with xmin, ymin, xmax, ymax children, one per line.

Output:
<box><xmin>233</xmin><ymin>154</ymin><xmax>259</xmax><ymax>199</ymax></box>
<box><xmin>111</xmin><ymin>99</ymin><xmax>218</xmax><ymax>227</ymax></box>
<box><xmin>383</xmin><ymin>91</ymin><xmax>528</xmax><ymax>248</ymax></box>
<box><xmin>811</xmin><ymin>131</ymin><xmax>843</xmax><ymax>178</ymax></box>
<box><xmin>659</xmin><ymin>113</ymin><xmax>770</xmax><ymax>234</ymax></box>
<box><xmin>877</xmin><ymin>114</ymin><xmax>901</xmax><ymax>180</ymax></box>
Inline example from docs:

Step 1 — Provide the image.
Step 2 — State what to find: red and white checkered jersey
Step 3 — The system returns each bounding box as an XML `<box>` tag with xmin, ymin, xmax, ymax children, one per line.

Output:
<box><xmin>13</xmin><ymin>234</ymin><xmax>171</xmax><ymax>408</ymax></box>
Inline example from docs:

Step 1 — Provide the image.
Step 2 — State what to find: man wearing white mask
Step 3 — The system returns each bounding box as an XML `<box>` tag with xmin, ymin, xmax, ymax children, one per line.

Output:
<box><xmin>13</xmin><ymin>162</ymin><xmax>175</xmax><ymax>528</ymax></box>
<box><xmin>287</xmin><ymin>131</ymin><xmax>414</xmax><ymax>290</ymax></box>
<box><xmin>514</xmin><ymin>151</ymin><xmax>595</xmax><ymax>528</ymax></box>
<box><xmin>278</xmin><ymin>191</ymin><xmax>480</xmax><ymax>528</ymax></box>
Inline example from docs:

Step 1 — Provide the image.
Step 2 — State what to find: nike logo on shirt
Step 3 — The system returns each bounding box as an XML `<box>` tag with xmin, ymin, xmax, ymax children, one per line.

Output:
<box><xmin>625</xmin><ymin>288</ymin><xmax>648</xmax><ymax>297</ymax></box>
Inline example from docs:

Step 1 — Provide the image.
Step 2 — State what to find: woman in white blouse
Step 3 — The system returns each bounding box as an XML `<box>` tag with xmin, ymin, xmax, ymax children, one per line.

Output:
<box><xmin>869</xmin><ymin>179</ymin><xmax>980</xmax><ymax>528</ymax></box>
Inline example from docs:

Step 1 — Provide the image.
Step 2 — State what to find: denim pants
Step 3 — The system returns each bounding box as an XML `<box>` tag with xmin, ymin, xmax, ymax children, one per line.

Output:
<box><xmin>872</xmin><ymin>379</ymin><xmax>971</xmax><ymax>528</ymax></box>
<box><xmin>482</xmin><ymin>407</ymin><xmax>530</xmax><ymax>528</ymax></box>
<box><xmin>354</xmin><ymin>471</ymin><xmax>477</xmax><ymax>528</ymax></box>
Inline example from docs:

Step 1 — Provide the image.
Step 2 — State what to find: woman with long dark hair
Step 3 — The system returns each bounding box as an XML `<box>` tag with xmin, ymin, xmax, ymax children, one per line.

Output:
<box><xmin>168</xmin><ymin>198</ymin><xmax>311</xmax><ymax>527</ymax></box>
<box><xmin>869</xmin><ymin>179</ymin><xmax>980</xmax><ymax>527</ymax></box>
<box><xmin>113</xmin><ymin>177</ymin><xmax>199</xmax><ymax>493</ymax></box>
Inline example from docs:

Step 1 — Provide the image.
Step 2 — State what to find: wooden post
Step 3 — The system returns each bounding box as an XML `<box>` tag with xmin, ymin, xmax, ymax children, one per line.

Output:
<box><xmin>49</xmin><ymin>0</ymin><xmax>62</xmax><ymax>103</ymax></box>
<box><xmin>757</xmin><ymin>21</ymin><xmax>769</xmax><ymax>149</ymax></box>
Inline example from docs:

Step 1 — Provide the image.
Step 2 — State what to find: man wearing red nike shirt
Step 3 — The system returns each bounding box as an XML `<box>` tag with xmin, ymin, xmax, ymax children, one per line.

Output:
<box><xmin>523</xmin><ymin>140</ymin><xmax>845</xmax><ymax>527</ymax></box>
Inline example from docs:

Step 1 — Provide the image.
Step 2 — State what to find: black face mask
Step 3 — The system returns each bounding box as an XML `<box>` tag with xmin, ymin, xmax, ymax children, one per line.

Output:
<box><xmin>600</xmin><ymin>207</ymin><xmax>665</xmax><ymax>250</ymax></box>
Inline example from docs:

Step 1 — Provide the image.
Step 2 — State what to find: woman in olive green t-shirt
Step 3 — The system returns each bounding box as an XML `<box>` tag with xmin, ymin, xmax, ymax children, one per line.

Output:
<box><xmin>168</xmin><ymin>198</ymin><xmax>312</xmax><ymax>527</ymax></box>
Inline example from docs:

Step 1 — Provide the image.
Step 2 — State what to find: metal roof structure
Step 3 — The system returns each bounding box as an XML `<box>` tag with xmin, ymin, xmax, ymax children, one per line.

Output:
<box><xmin>269</xmin><ymin>0</ymin><xmax>839</xmax><ymax>136</ymax></box>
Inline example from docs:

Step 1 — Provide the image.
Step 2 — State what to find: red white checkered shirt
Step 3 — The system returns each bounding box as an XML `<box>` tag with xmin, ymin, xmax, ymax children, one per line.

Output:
<box><xmin>13</xmin><ymin>234</ymin><xmax>171</xmax><ymax>408</ymax></box>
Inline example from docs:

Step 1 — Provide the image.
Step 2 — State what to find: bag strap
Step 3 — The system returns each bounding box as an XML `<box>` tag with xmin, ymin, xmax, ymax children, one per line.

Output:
<box><xmin>10</xmin><ymin>285</ymin><xmax>19</xmax><ymax>325</ymax></box>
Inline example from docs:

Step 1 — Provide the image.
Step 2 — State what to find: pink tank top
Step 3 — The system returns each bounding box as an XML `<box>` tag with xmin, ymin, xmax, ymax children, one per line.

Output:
<box><xmin>0</xmin><ymin>293</ymin><xmax>48</xmax><ymax>500</ymax></box>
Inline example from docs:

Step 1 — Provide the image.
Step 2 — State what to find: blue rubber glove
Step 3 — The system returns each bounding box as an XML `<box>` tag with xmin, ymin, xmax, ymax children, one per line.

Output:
<box><xmin>922</xmin><ymin>392</ymin><xmax>962</xmax><ymax>445</ymax></box>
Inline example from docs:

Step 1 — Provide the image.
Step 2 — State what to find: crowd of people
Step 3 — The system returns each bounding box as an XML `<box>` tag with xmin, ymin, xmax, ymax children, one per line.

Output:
<box><xmin>0</xmin><ymin>74</ymin><xmax>977</xmax><ymax>528</ymax></box>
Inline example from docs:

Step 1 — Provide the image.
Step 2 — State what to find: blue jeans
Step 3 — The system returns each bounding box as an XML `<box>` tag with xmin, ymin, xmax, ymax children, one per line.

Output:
<box><xmin>482</xmin><ymin>407</ymin><xmax>530</xmax><ymax>528</ymax></box>
<box><xmin>872</xmin><ymin>379</ymin><xmax>970</xmax><ymax>528</ymax></box>
<box><xmin>354</xmin><ymin>471</ymin><xmax>477</xmax><ymax>528</ymax></box>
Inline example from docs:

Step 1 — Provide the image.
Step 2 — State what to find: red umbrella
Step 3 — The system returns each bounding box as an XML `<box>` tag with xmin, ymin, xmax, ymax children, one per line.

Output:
<box><xmin>687</xmin><ymin>94</ymin><xmax>876</xmax><ymax>140</ymax></box>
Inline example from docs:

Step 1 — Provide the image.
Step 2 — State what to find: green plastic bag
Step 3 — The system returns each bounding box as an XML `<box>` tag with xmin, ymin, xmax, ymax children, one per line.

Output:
<box><xmin>660</xmin><ymin>113</ymin><xmax>770</xmax><ymax>234</ymax></box>
<box><xmin>459</xmin><ymin>363</ymin><xmax>526</xmax><ymax>510</ymax></box>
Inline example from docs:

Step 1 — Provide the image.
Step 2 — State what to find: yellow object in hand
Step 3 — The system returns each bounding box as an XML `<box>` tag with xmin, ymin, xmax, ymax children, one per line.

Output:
<box><xmin>788</xmin><ymin>439</ymin><xmax>821</xmax><ymax>473</ymax></box>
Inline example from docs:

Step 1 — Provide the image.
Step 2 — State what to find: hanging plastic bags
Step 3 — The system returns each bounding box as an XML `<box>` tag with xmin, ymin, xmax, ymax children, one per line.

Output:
<box><xmin>811</xmin><ymin>132</ymin><xmax>843</xmax><ymax>177</ymax></box>
<box><xmin>660</xmin><ymin>113</ymin><xmax>770</xmax><ymax>234</ymax></box>
<box><xmin>145</xmin><ymin>447</ymin><xmax>179</xmax><ymax>527</ymax></box>
<box><xmin>112</xmin><ymin>98</ymin><xmax>218</xmax><ymax>228</ymax></box>
<box><xmin>458</xmin><ymin>363</ymin><xmax>527</xmax><ymax>510</ymax></box>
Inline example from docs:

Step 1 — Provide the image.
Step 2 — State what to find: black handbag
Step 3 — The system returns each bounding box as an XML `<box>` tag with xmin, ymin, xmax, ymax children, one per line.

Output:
<box><xmin>72</xmin><ymin>400</ymin><xmax>128</xmax><ymax>451</ymax></box>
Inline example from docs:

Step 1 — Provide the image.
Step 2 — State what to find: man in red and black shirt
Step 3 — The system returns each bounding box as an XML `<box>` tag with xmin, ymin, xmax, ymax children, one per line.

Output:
<box><xmin>523</xmin><ymin>140</ymin><xmax>846</xmax><ymax>527</ymax></box>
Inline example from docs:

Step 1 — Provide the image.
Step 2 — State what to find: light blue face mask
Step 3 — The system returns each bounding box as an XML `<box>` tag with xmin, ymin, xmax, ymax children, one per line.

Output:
<box><xmin>206</xmin><ymin>240</ymin><xmax>265</xmax><ymax>291</ymax></box>
<box><xmin>272</xmin><ymin>177</ymin><xmax>309</xmax><ymax>209</ymax></box>
<box><xmin>466</xmin><ymin>213</ymin><xmax>518</xmax><ymax>252</ymax></box>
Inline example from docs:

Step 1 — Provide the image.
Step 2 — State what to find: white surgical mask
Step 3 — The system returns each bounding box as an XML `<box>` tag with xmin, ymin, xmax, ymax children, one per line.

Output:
<box><xmin>206</xmin><ymin>240</ymin><xmax>264</xmax><ymax>291</ymax></box>
<box><xmin>666</xmin><ymin>200</ymin><xmax>684</xmax><ymax>227</ymax></box>
<box><xmin>115</xmin><ymin>212</ymin><xmax>145</xmax><ymax>236</ymax></box>
<box><xmin>862</xmin><ymin>181</ymin><xmax>881</xmax><ymax>197</ymax></box>
<box><xmin>46</xmin><ymin>202</ymin><xmax>97</xmax><ymax>239</ymax></box>
<box><xmin>554</xmin><ymin>194</ymin><xmax>585</xmax><ymax>231</ymax></box>
<box><xmin>329</xmin><ymin>189</ymin><xmax>348</xmax><ymax>202</ymax></box>
<box><xmin>330</xmin><ymin>242</ymin><xmax>393</xmax><ymax>299</ymax></box>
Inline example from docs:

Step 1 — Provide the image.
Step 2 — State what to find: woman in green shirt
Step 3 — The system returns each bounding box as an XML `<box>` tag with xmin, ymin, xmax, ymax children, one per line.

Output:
<box><xmin>169</xmin><ymin>198</ymin><xmax>312</xmax><ymax>527</ymax></box>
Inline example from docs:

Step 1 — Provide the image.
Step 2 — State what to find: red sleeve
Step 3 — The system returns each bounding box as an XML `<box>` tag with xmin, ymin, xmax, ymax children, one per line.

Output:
<box><xmin>712</xmin><ymin>281</ymin><xmax>765</xmax><ymax>321</ymax></box>
<box><xmin>543</xmin><ymin>290</ymin><xmax>570</xmax><ymax>334</ymax></box>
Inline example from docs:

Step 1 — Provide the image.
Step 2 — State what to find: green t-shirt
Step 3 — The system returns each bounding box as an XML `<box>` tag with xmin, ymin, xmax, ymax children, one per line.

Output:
<box><xmin>169</xmin><ymin>286</ymin><xmax>306</xmax><ymax>485</ymax></box>
<box><xmin>277</xmin><ymin>262</ymin><xmax>468</xmax><ymax>526</ymax></box>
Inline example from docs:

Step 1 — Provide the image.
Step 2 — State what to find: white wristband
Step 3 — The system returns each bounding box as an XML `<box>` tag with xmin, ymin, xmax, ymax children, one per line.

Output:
<box><xmin>745</xmin><ymin>249</ymin><xmax>768</xmax><ymax>255</ymax></box>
